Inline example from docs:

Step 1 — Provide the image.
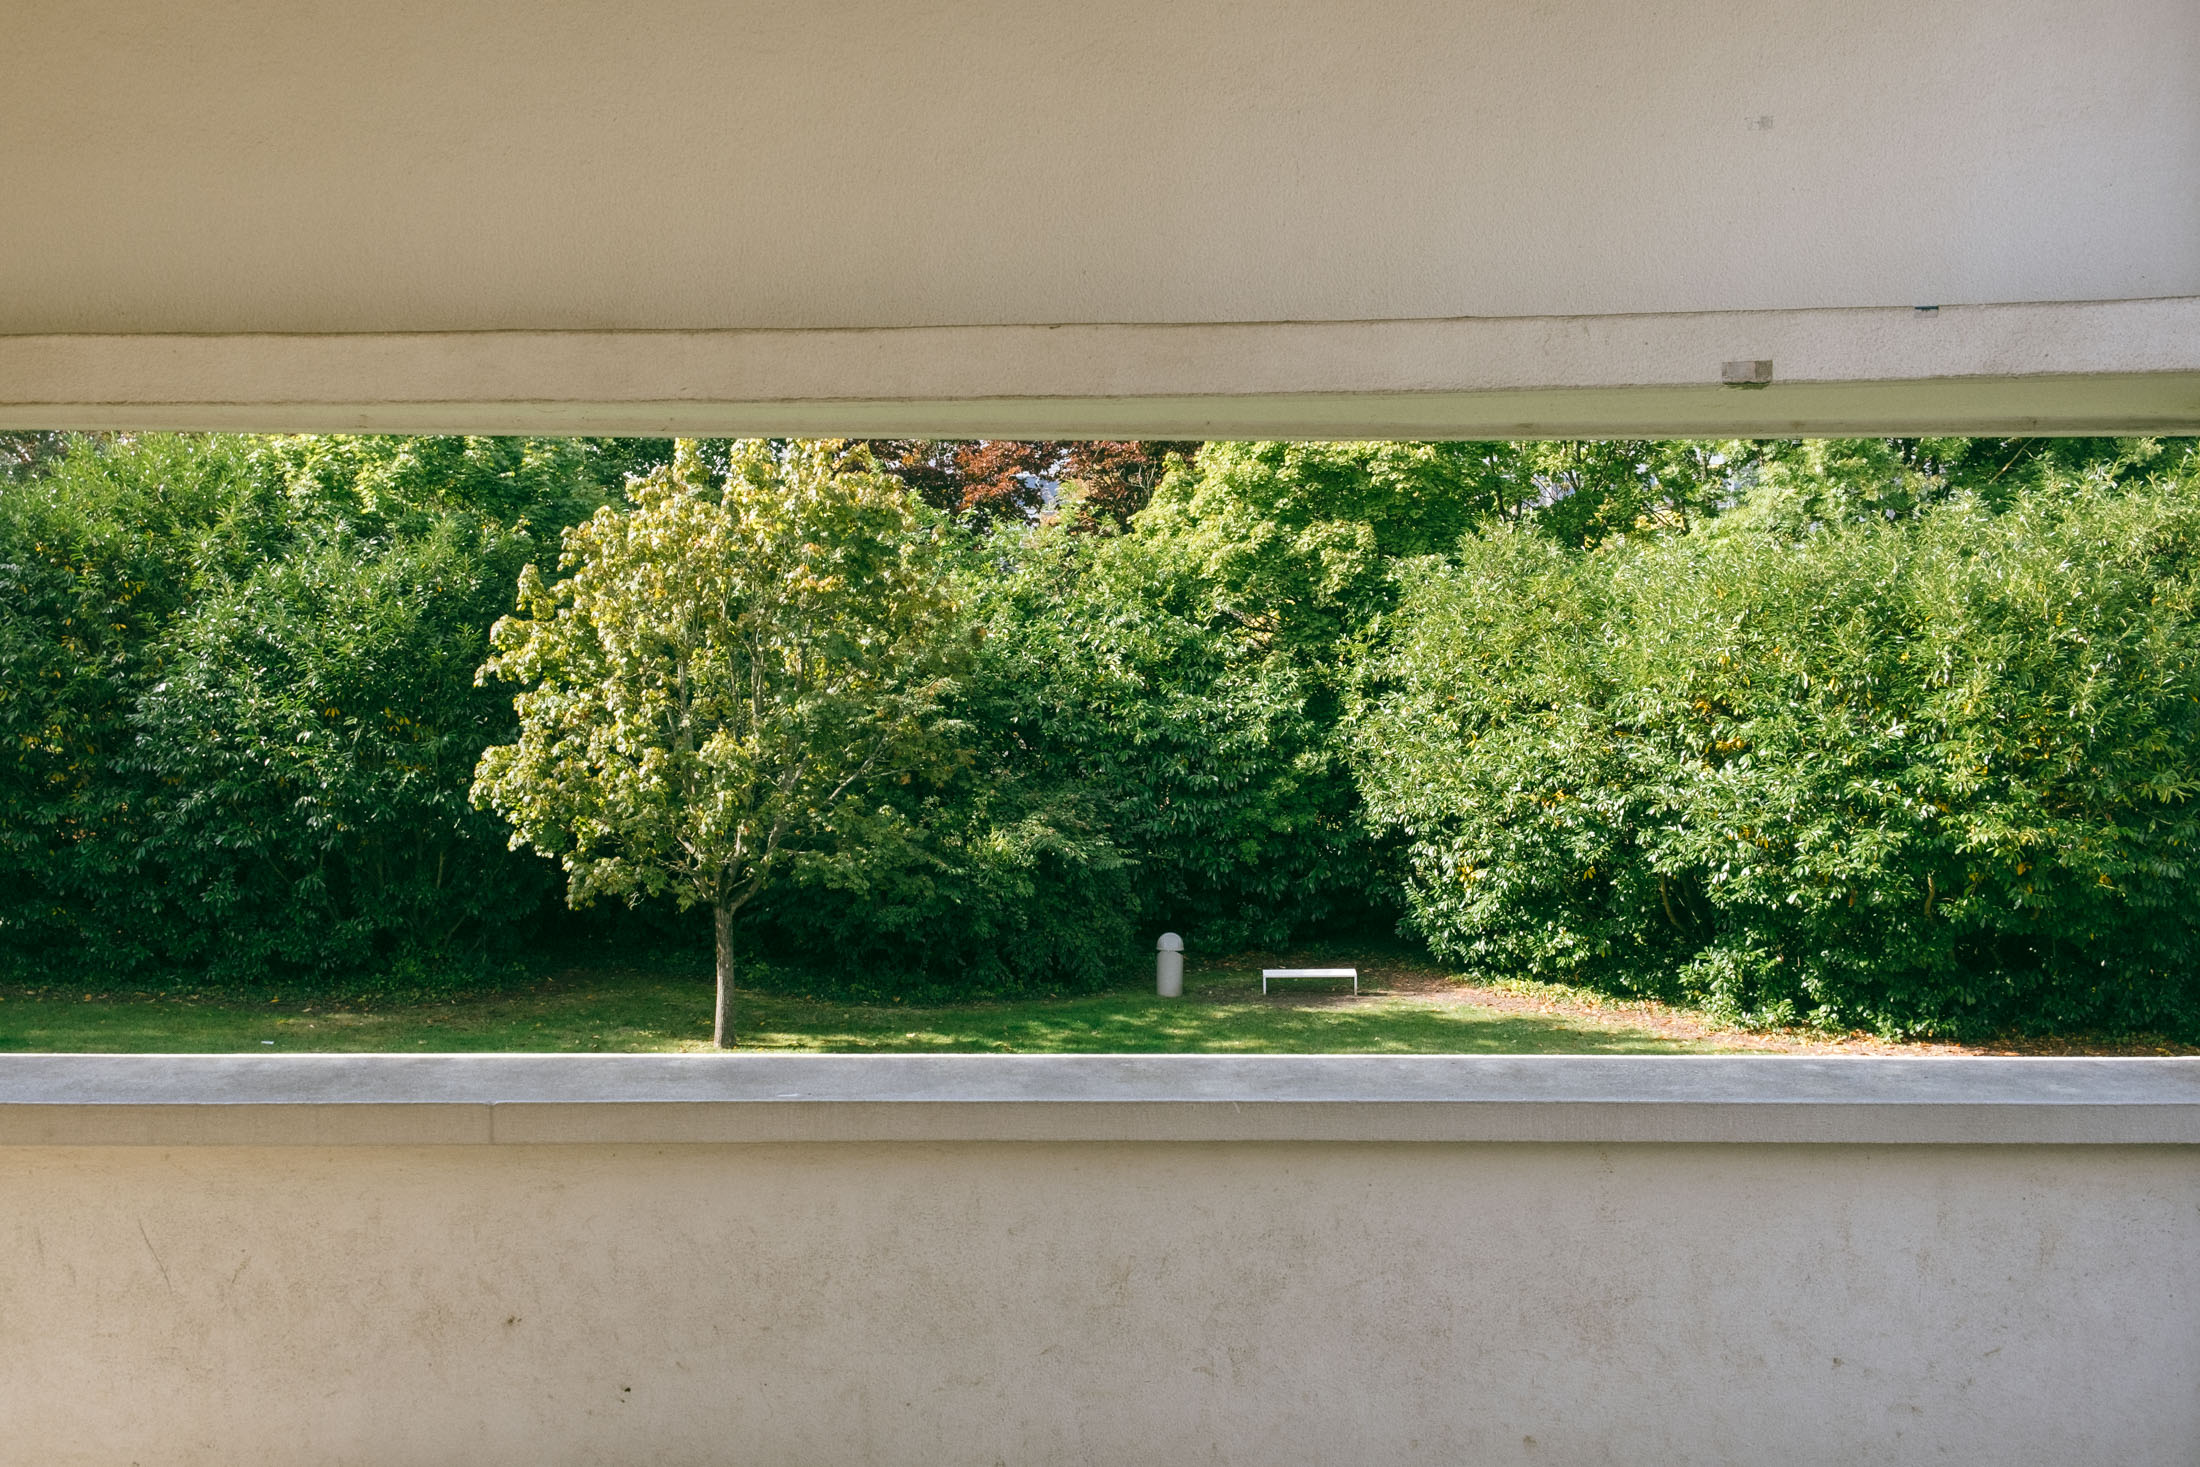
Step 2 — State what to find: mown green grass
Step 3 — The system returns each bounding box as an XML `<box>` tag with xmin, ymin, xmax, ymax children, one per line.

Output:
<box><xmin>0</xmin><ymin>962</ymin><xmax>1739</xmax><ymax>1055</ymax></box>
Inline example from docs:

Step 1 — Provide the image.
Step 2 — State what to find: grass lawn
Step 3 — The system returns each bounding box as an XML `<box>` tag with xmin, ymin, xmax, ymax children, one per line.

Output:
<box><xmin>8</xmin><ymin>950</ymin><xmax>2188</xmax><ymax>1056</ymax></box>
<box><xmin>0</xmin><ymin>954</ymin><xmax>1754</xmax><ymax>1056</ymax></box>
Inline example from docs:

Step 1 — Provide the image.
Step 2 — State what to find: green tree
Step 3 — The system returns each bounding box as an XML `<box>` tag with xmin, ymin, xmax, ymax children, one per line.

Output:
<box><xmin>1136</xmin><ymin>440</ymin><xmax>1502</xmax><ymax>667</ymax></box>
<box><xmin>474</xmin><ymin>440</ymin><xmax>963</xmax><ymax>1045</ymax></box>
<box><xmin>1516</xmin><ymin>439</ymin><xmax>1760</xmax><ymax>545</ymax></box>
<box><xmin>964</xmin><ymin>515</ymin><xmax>1357</xmax><ymax>946</ymax></box>
<box><xmin>0</xmin><ymin>431</ymin><xmax>79</xmax><ymax>483</ymax></box>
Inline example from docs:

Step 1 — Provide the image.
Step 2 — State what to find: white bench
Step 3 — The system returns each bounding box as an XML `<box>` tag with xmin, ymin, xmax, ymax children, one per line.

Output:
<box><xmin>1261</xmin><ymin>967</ymin><xmax>1359</xmax><ymax>996</ymax></box>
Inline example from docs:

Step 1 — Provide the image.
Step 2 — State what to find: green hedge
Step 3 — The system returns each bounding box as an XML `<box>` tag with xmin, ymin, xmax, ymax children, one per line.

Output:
<box><xmin>0</xmin><ymin>434</ymin><xmax>649</xmax><ymax>988</ymax></box>
<box><xmin>1353</xmin><ymin>470</ymin><xmax>2200</xmax><ymax>1037</ymax></box>
<box><xmin>13</xmin><ymin>431</ymin><xmax>2195</xmax><ymax>1030</ymax></box>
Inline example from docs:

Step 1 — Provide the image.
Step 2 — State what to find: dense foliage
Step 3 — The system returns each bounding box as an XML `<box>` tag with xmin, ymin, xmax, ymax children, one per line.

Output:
<box><xmin>475</xmin><ymin>441</ymin><xmax>970</xmax><ymax>1041</ymax></box>
<box><xmin>6</xmin><ymin>428</ymin><xmax>2198</xmax><ymax>1038</ymax></box>
<box><xmin>1354</xmin><ymin>444</ymin><xmax>2200</xmax><ymax>1037</ymax></box>
<box><xmin>0</xmin><ymin>433</ymin><xmax>655</xmax><ymax>986</ymax></box>
<box><xmin>740</xmin><ymin>442</ymin><xmax>1503</xmax><ymax>972</ymax></box>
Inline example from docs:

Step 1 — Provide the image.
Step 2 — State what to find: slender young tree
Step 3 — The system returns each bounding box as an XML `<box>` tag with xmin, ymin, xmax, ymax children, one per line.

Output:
<box><xmin>474</xmin><ymin>440</ymin><xmax>961</xmax><ymax>1046</ymax></box>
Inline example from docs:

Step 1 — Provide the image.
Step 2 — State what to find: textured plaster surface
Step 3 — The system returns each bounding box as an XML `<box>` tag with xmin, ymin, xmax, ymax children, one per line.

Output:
<box><xmin>4</xmin><ymin>0</ymin><xmax>2195</xmax><ymax>435</ymax></box>
<box><xmin>1</xmin><ymin>1139</ymin><xmax>2194</xmax><ymax>1465</ymax></box>
<box><xmin>6</xmin><ymin>0</ymin><xmax>2196</xmax><ymax>333</ymax></box>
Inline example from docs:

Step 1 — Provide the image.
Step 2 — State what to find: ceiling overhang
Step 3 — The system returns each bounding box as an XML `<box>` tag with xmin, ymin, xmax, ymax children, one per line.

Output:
<box><xmin>7</xmin><ymin>0</ymin><xmax>2196</xmax><ymax>437</ymax></box>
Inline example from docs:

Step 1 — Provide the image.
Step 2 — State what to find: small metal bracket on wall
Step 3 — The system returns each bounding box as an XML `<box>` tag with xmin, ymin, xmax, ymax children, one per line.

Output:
<box><xmin>1721</xmin><ymin>359</ymin><xmax>1774</xmax><ymax>389</ymax></box>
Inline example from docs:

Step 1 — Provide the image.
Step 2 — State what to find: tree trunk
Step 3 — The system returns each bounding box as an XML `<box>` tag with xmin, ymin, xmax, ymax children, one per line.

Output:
<box><xmin>713</xmin><ymin>902</ymin><xmax>735</xmax><ymax>1049</ymax></box>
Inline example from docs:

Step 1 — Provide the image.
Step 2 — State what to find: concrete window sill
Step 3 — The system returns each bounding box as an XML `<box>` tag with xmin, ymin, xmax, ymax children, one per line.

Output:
<box><xmin>1</xmin><ymin>1054</ymin><xmax>2195</xmax><ymax>1147</ymax></box>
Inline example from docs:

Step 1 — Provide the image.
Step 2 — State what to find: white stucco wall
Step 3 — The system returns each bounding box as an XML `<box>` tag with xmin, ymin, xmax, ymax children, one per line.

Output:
<box><xmin>2</xmin><ymin>1056</ymin><xmax>2195</xmax><ymax>1466</ymax></box>
<box><xmin>4</xmin><ymin>0</ymin><xmax>2196</xmax><ymax>435</ymax></box>
<box><xmin>8</xmin><ymin>0</ymin><xmax>2197</xmax><ymax>333</ymax></box>
<box><xmin>7</xmin><ymin>1139</ymin><xmax>2197</xmax><ymax>1467</ymax></box>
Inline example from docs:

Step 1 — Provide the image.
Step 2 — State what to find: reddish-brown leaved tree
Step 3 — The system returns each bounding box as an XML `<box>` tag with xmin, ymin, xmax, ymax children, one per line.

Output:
<box><xmin>866</xmin><ymin>440</ymin><xmax>1198</xmax><ymax>526</ymax></box>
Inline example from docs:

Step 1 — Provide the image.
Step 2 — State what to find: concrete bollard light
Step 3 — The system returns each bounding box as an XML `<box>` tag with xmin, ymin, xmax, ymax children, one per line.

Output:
<box><xmin>1156</xmin><ymin>932</ymin><xmax>1184</xmax><ymax>997</ymax></box>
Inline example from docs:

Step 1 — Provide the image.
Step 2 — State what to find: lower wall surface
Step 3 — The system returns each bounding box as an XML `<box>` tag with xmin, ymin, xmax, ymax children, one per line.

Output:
<box><xmin>3</xmin><ymin>1139</ymin><xmax>2194</xmax><ymax>1466</ymax></box>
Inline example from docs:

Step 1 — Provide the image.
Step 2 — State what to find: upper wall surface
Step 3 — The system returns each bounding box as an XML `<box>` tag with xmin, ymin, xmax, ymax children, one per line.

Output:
<box><xmin>5</xmin><ymin>0</ymin><xmax>2197</xmax><ymax>435</ymax></box>
<box><xmin>9</xmin><ymin>0</ymin><xmax>2198</xmax><ymax>331</ymax></box>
